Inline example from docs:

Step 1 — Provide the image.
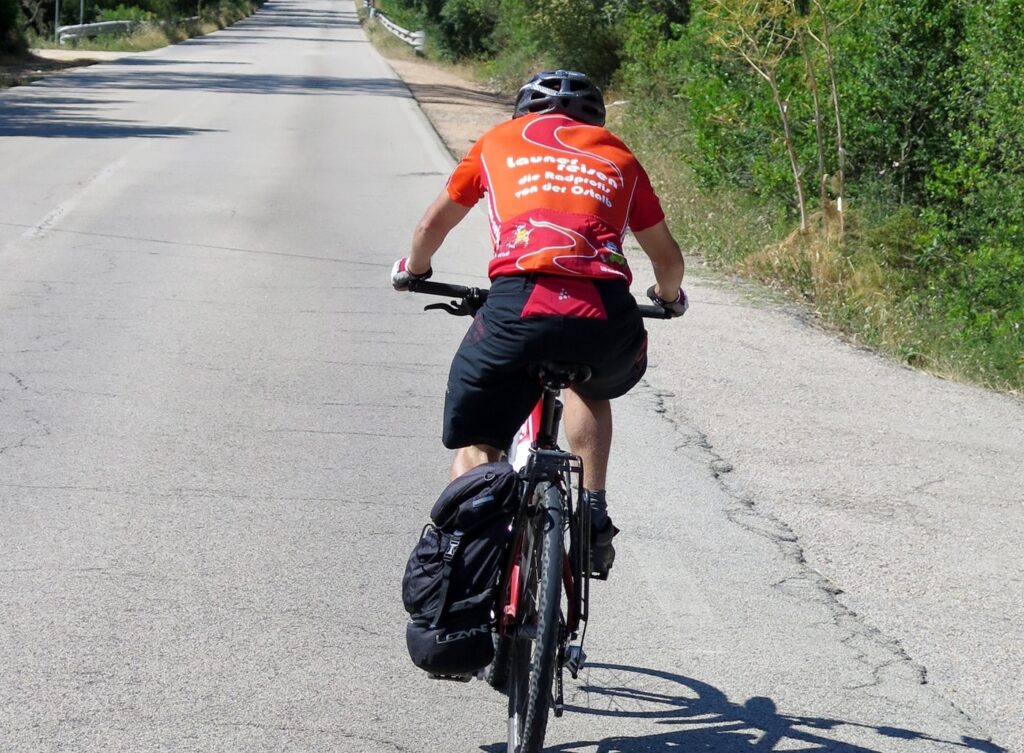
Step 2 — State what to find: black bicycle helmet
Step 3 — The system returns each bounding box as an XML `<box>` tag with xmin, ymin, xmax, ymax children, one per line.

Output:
<box><xmin>513</xmin><ymin>69</ymin><xmax>606</xmax><ymax>127</ymax></box>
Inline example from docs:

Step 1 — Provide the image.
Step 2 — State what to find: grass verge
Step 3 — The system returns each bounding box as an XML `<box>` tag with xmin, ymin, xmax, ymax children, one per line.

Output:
<box><xmin>2</xmin><ymin>0</ymin><xmax>259</xmax><ymax>88</ymax></box>
<box><xmin>614</xmin><ymin>101</ymin><xmax>1021</xmax><ymax>393</ymax></box>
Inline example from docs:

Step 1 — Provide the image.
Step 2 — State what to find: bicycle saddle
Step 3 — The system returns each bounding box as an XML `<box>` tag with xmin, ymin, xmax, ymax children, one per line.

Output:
<box><xmin>531</xmin><ymin>362</ymin><xmax>592</xmax><ymax>388</ymax></box>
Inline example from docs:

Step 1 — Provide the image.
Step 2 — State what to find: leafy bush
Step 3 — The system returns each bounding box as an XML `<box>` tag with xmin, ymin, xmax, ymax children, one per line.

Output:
<box><xmin>1</xmin><ymin>0</ymin><xmax>27</xmax><ymax>52</ymax></box>
<box><xmin>485</xmin><ymin>0</ymin><xmax>622</xmax><ymax>85</ymax></box>
<box><xmin>97</xmin><ymin>4</ymin><xmax>154</xmax><ymax>21</ymax></box>
<box><xmin>436</xmin><ymin>0</ymin><xmax>495</xmax><ymax>58</ymax></box>
<box><xmin>833</xmin><ymin>0</ymin><xmax>964</xmax><ymax>206</ymax></box>
<box><xmin>610</xmin><ymin>0</ymin><xmax>1021</xmax><ymax>387</ymax></box>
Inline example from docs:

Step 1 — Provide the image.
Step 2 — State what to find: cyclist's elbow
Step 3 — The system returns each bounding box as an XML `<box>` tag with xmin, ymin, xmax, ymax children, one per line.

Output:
<box><xmin>658</xmin><ymin>248</ymin><xmax>685</xmax><ymax>277</ymax></box>
<box><xmin>414</xmin><ymin>197</ymin><xmax>471</xmax><ymax>247</ymax></box>
<box><xmin>414</xmin><ymin>218</ymin><xmax>454</xmax><ymax>253</ymax></box>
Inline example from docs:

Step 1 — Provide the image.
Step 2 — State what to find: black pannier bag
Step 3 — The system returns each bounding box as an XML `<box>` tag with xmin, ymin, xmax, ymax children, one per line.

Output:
<box><xmin>403</xmin><ymin>461</ymin><xmax>519</xmax><ymax>676</ymax></box>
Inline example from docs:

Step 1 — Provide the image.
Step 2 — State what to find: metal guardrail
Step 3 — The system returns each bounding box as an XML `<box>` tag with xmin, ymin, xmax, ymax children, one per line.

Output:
<box><xmin>56</xmin><ymin>16</ymin><xmax>198</xmax><ymax>44</ymax></box>
<box><xmin>364</xmin><ymin>0</ymin><xmax>425</xmax><ymax>53</ymax></box>
<box><xmin>58</xmin><ymin>19</ymin><xmax>137</xmax><ymax>43</ymax></box>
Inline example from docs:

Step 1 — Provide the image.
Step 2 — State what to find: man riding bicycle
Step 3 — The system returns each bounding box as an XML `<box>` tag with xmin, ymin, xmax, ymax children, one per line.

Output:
<box><xmin>392</xmin><ymin>70</ymin><xmax>686</xmax><ymax>576</ymax></box>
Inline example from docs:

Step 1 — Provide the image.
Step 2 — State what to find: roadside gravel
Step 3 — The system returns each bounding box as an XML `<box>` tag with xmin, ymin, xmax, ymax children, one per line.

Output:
<box><xmin>383</xmin><ymin>55</ymin><xmax>510</xmax><ymax>160</ymax></box>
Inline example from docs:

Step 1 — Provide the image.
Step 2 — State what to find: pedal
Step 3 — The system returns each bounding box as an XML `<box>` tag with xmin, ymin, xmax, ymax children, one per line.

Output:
<box><xmin>589</xmin><ymin>567</ymin><xmax>610</xmax><ymax>581</ymax></box>
<box><xmin>428</xmin><ymin>672</ymin><xmax>473</xmax><ymax>682</ymax></box>
<box><xmin>564</xmin><ymin>645</ymin><xmax>587</xmax><ymax>679</ymax></box>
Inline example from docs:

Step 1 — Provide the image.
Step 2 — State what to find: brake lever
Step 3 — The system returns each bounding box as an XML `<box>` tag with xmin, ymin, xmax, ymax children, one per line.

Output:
<box><xmin>424</xmin><ymin>301</ymin><xmax>472</xmax><ymax>316</ymax></box>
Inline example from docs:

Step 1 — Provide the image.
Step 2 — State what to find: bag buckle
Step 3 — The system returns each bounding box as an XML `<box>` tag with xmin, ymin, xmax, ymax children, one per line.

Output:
<box><xmin>443</xmin><ymin>532</ymin><xmax>463</xmax><ymax>563</ymax></box>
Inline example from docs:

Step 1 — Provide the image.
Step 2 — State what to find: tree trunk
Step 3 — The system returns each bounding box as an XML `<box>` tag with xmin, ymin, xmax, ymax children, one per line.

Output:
<box><xmin>799</xmin><ymin>25</ymin><xmax>828</xmax><ymax>234</ymax></box>
<box><xmin>767</xmin><ymin>68</ymin><xmax>808</xmax><ymax>233</ymax></box>
<box><xmin>812</xmin><ymin>0</ymin><xmax>845</xmax><ymax>239</ymax></box>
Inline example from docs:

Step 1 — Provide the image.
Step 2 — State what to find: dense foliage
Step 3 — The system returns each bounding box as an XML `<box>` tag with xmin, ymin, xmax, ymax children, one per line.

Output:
<box><xmin>1</xmin><ymin>0</ymin><xmax>27</xmax><ymax>52</ymax></box>
<box><xmin>375</xmin><ymin>0</ymin><xmax>1021</xmax><ymax>388</ymax></box>
<box><xmin>378</xmin><ymin>0</ymin><xmax>688</xmax><ymax>81</ymax></box>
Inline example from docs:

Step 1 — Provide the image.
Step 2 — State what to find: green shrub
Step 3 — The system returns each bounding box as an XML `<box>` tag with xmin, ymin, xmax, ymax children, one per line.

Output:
<box><xmin>1</xmin><ymin>0</ymin><xmax>27</xmax><ymax>53</ymax></box>
<box><xmin>485</xmin><ymin>0</ymin><xmax>621</xmax><ymax>86</ymax></box>
<box><xmin>436</xmin><ymin>0</ymin><xmax>495</xmax><ymax>58</ymax></box>
<box><xmin>97</xmin><ymin>4</ymin><xmax>153</xmax><ymax>21</ymax></box>
<box><xmin>610</xmin><ymin>0</ymin><xmax>1021</xmax><ymax>388</ymax></box>
<box><xmin>832</xmin><ymin>0</ymin><xmax>964</xmax><ymax>206</ymax></box>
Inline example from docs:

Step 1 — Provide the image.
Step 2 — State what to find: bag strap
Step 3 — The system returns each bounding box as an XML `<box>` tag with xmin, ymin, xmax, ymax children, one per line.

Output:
<box><xmin>429</xmin><ymin>531</ymin><xmax>463</xmax><ymax>629</ymax></box>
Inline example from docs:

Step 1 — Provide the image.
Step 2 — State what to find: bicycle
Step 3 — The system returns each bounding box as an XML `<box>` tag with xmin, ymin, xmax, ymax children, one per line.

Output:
<box><xmin>408</xmin><ymin>278</ymin><xmax>672</xmax><ymax>753</ymax></box>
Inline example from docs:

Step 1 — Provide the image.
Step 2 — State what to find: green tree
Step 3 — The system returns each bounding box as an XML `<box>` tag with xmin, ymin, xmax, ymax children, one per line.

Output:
<box><xmin>833</xmin><ymin>0</ymin><xmax>964</xmax><ymax>205</ymax></box>
<box><xmin>706</xmin><ymin>0</ymin><xmax>811</xmax><ymax>230</ymax></box>
<box><xmin>922</xmin><ymin>0</ymin><xmax>1024</xmax><ymax>371</ymax></box>
<box><xmin>437</xmin><ymin>0</ymin><xmax>496</xmax><ymax>58</ymax></box>
<box><xmin>1</xmin><ymin>0</ymin><xmax>27</xmax><ymax>52</ymax></box>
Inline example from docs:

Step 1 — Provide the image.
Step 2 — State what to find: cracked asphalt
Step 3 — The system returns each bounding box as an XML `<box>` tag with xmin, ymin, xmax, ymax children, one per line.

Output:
<box><xmin>2</xmin><ymin>0</ymin><xmax>1022</xmax><ymax>751</ymax></box>
<box><xmin>637</xmin><ymin>273</ymin><xmax>1024</xmax><ymax>752</ymax></box>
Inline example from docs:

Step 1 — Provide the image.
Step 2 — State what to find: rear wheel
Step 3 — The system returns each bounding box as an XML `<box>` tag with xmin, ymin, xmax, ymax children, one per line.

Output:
<box><xmin>506</xmin><ymin>482</ymin><xmax>564</xmax><ymax>753</ymax></box>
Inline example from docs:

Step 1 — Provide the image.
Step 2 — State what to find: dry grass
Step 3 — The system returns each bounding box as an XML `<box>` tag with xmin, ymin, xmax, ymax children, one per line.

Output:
<box><xmin>360</xmin><ymin>12</ymin><xmax>418</xmax><ymax>59</ymax></box>
<box><xmin>609</xmin><ymin>98</ymin><xmax>1021</xmax><ymax>391</ymax></box>
<box><xmin>735</xmin><ymin>228</ymin><xmax>1021</xmax><ymax>391</ymax></box>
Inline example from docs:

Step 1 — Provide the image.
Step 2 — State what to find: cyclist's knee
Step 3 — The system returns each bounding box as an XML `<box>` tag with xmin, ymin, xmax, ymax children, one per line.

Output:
<box><xmin>451</xmin><ymin>444</ymin><xmax>503</xmax><ymax>479</ymax></box>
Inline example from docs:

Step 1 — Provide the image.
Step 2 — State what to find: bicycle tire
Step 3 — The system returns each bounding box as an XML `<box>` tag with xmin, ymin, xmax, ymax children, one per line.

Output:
<box><xmin>506</xmin><ymin>482</ymin><xmax>564</xmax><ymax>753</ymax></box>
<box><xmin>486</xmin><ymin>633</ymin><xmax>513</xmax><ymax>690</ymax></box>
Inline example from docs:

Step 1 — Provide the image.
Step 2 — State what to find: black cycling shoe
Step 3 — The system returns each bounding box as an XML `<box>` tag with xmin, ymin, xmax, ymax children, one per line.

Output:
<box><xmin>589</xmin><ymin>519</ymin><xmax>620</xmax><ymax>580</ymax></box>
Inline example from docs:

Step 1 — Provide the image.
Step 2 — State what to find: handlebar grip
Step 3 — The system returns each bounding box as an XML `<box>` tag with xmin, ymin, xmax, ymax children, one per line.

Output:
<box><xmin>407</xmin><ymin>279</ymin><xmax>473</xmax><ymax>298</ymax></box>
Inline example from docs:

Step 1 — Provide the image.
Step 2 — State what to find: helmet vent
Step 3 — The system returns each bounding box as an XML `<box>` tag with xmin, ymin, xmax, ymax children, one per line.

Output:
<box><xmin>512</xmin><ymin>70</ymin><xmax>606</xmax><ymax>126</ymax></box>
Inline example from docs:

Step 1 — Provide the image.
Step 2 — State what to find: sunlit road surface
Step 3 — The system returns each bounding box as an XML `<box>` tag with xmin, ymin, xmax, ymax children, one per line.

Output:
<box><xmin>1</xmin><ymin>1</ymin><xmax>1021</xmax><ymax>751</ymax></box>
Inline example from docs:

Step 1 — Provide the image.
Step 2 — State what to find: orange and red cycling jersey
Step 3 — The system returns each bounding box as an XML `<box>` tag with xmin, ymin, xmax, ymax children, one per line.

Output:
<box><xmin>445</xmin><ymin>112</ymin><xmax>665</xmax><ymax>287</ymax></box>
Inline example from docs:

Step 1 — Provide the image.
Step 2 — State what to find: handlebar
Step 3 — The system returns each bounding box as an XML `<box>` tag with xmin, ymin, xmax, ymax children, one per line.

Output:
<box><xmin>407</xmin><ymin>278</ymin><xmax>675</xmax><ymax>319</ymax></box>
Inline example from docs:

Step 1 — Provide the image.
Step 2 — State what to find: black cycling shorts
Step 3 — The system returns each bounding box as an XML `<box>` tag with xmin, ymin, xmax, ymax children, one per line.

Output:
<box><xmin>442</xmin><ymin>275</ymin><xmax>648</xmax><ymax>450</ymax></box>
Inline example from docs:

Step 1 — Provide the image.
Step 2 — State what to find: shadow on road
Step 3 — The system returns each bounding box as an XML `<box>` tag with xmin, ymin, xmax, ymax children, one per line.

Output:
<box><xmin>0</xmin><ymin>95</ymin><xmax>221</xmax><ymax>138</ymax></box>
<box><xmin>481</xmin><ymin>664</ymin><xmax>1007</xmax><ymax>753</ymax></box>
<box><xmin>113</xmin><ymin>58</ymin><xmax>252</xmax><ymax>66</ymax></box>
<box><xmin>233</xmin><ymin>0</ymin><xmax>359</xmax><ymax>29</ymax></box>
<box><xmin>0</xmin><ymin>0</ymin><xmax>394</xmax><ymax>105</ymax></box>
<box><xmin>404</xmin><ymin>82</ymin><xmax>512</xmax><ymax>109</ymax></box>
<box><xmin>197</xmin><ymin>33</ymin><xmax>369</xmax><ymax>43</ymax></box>
<box><xmin>20</xmin><ymin>68</ymin><xmax>410</xmax><ymax>97</ymax></box>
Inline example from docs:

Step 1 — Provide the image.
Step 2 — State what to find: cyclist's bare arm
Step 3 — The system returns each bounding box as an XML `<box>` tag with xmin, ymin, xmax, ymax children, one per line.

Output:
<box><xmin>408</xmin><ymin>191</ymin><xmax>472</xmax><ymax>274</ymax></box>
<box><xmin>634</xmin><ymin>220</ymin><xmax>685</xmax><ymax>299</ymax></box>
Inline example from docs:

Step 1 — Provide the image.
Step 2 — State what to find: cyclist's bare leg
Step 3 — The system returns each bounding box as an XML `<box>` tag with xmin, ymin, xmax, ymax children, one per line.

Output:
<box><xmin>563</xmin><ymin>390</ymin><xmax>611</xmax><ymax>491</ymax></box>
<box><xmin>451</xmin><ymin>443</ymin><xmax>503</xmax><ymax>479</ymax></box>
<box><xmin>564</xmin><ymin>390</ymin><xmax>618</xmax><ymax>575</ymax></box>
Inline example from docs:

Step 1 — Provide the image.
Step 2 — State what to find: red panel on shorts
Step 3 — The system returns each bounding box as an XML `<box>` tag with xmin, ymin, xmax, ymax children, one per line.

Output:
<box><xmin>520</xmin><ymin>277</ymin><xmax>607</xmax><ymax>319</ymax></box>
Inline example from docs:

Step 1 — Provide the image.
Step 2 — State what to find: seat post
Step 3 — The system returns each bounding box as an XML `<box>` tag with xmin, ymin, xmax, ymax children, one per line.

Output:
<box><xmin>533</xmin><ymin>363</ymin><xmax>590</xmax><ymax>450</ymax></box>
<box><xmin>536</xmin><ymin>386</ymin><xmax>562</xmax><ymax>450</ymax></box>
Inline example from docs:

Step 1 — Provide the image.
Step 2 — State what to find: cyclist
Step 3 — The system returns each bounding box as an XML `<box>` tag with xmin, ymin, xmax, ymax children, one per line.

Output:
<box><xmin>392</xmin><ymin>70</ymin><xmax>686</xmax><ymax>576</ymax></box>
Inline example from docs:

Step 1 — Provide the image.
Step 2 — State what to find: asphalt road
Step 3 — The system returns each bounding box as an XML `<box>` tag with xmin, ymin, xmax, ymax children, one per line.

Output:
<box><xmin>1</xmin><ymin>1</ymin><xmax>1021</xmax><ymax>751</ymax></box>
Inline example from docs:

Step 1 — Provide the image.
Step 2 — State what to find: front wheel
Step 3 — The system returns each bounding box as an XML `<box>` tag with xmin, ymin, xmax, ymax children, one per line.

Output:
<box><xmin>486</xmin><ymin>633</ymin><xmax>513</xmax><ymax>690</ymax></box>
<box><xmin>506</xmin><ymin>482</ymin><xmax>564</xmax><ymax>753</ymax></box>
